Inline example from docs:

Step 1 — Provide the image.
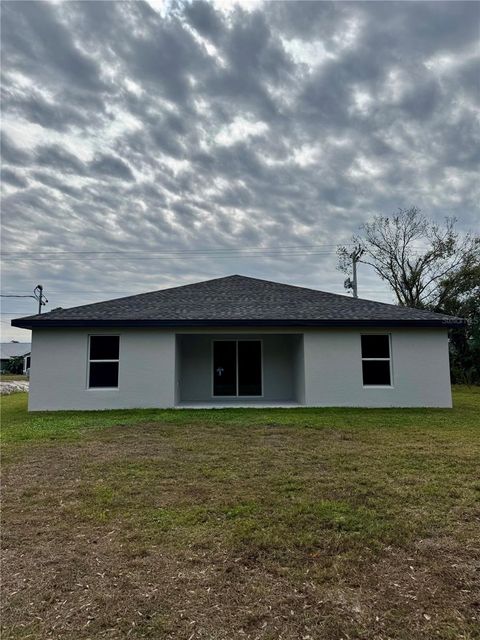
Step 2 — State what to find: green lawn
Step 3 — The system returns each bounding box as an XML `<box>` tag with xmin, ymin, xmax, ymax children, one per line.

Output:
<box><xmin>0</xmin><ymin>374</ymin><xmax>28</xmax><ymax>382</ymax></box>
<box><xmin>1</xmin><ymin>388</ymin><xmax>479</xmax><ymax>639</ymax></box>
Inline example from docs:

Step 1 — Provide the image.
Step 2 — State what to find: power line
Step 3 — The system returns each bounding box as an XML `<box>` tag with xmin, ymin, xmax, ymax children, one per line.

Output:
<box><xmin>2</xmin><ymin>288</ymin><xmax>390</xmax><ymax>297</ymax></box>
<box><xmin>1</xmin><ymin>243</ymin><xmax>433</xmax><ymax>258</ymax></box>
<box><xmin>1</xmin><ymin>252</ymin><xmax>342</xmax><ymax>262</ymax></box>
<box><xmin>0</xmin><ymin>246</ymin><xmax>350</xmax><ymax>262</ymax></box>
<box><xmin>2</xmin><ymin>243</ymin><xmax>353</xmax><ymax>256</ymax></box>
<box><xmin>0</xmin><ymin>294</ymin><xmax>42</xmax><ymax>298</ymax></box>
<box><xmin>0</xmin><ymin>249</ymin><xmax>428</xmax><ymax>262</ymax></box>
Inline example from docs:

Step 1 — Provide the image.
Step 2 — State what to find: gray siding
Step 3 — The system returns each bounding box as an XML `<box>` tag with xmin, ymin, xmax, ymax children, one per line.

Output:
<box><xmin>292</xmin><ymin>334</ymin><xmax>306</xmax><ymax>405</ymax></box>
<box><xmin>29</xmin><ymin>328</ymin><xmax>176</xmax><ymax>411</ymax></box>
<box><xmin>28</xmin><ymin>326</ymin><xmax>452</xmax><ymax>410</ymax></box>
<box><xmin>303</xmin><ymin>328</ymin><xmax>452</xmax><ymax>407</ymax></box>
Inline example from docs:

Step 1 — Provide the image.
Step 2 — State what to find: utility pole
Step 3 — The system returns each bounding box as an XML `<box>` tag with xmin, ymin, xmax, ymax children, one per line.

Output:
<box><xmin>350</xmin><ymin>247</ymin><xmax>364</xmax><ymax>298</ymax></box>
<box><xmin>351</xmin><ymin>254</ymin><xmax>358</xmax><ymax>298</ymax></box>
<box><xmin>34</xmin><ymin>284</ymin><xmax>48</xmax><ymax>314</ymax></box>
<box><xmin>343</xmin><ymin>246</ymin><xmax>364</xmax><ymax>298</ymax></box>
<box><xmin>0</xmin><ymin>284</ymin><xmax>48</xmax><ymax>313</ymax></box>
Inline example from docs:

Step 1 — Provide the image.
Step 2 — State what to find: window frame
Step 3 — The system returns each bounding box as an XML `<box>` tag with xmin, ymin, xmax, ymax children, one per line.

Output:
<box><xmin>87</xmin><ymin>334</ymin><xmax>120</xmax><ymax>390</ymax></box>
<box><xmin>360</xmin><ymin>333</ymin><xmax>393</xmax><ymax>388</ymax></box>
<box><xmin>211</xmin><ymin>339</ymin><xmax>264</xmax><ymax>398</ymax></box>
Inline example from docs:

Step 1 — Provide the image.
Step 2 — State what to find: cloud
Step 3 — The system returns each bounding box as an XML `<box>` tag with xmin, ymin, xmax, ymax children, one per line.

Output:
<box><xmin>1</xmin><ymin>132</ymin><xmax>31</xmax><ymax>166</ymax></box>
<box><xmin>1</xmin><ymin>86</ymin><xmax>95</xmax><ymax>131</ymax></box>
<box><xmin>90</xmin><ymin>153</ymin><xmax>135</xmax><ymax>181</ymax></box>
<box><xmin>1</xmin><ymin>0</ymin><xmax>106</xmax><ymax>92</ymax></box>
<box><xmin>1</xmin><ymin>168</ymin><xmax>28</xmax><ymax>189</ymax></box>
<box><xmin>31</xmin><ymin>171</ymin><xmax>83</xmax><ymax>199</ymax></box>
<box><xmin>35</xmin><ymin>144</ymin><xmax>87</xmax><ymax>175</ymax></box>
<box><xmin>1</xmin><ymin>0</ymin><xmax>478</xmax><ymax>340</ymax></box>
<box><xmin>184</xmin><ymin>0</ymin><xmax>225</xmax><ymax>42</ymax></box>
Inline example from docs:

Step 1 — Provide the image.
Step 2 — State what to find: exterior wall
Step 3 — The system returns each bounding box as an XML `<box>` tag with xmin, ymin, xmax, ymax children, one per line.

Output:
<box><xmin>292</xmin><ymin>334</ymin><xmax>306</xmax><ymax>404</ymax></box>
<box><xmin>174</xmin><ymin>333</ymin><xmax>181</xmax><ymax>405</ymax></box>
<box><xmin>29</xmin><ymin>328</ymin><xmax>176</xmax><ymax>411</ymax></box>
<box><xmin>28</xmin><ymin>325</ymin><xmax>452</xmax><ymax>410</ymax></box>
<box><xmin>303</xmin><ymin>327</ymin><xmax>452</xmax><ymax>407</ymax></box>
<box><xmin>178</xmin><ymin>334</ymin><xmax>299</xmax><ymax>403</ymax></box>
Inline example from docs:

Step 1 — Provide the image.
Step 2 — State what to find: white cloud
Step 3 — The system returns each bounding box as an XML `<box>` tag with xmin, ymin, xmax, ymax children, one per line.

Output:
<box><xmin>214</xmin><ymin>117</ymin><xmax>268</xmax><ymax>146</ymax></box>
<box><xmin>282</xmin><ymin>38</ymin><xmax>333</xmax><ymax>68</ymax></box>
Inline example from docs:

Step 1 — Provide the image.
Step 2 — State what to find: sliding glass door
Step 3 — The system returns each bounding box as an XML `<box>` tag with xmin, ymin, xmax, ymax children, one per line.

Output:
<box><xmin>213</xmin><ymin>340</ymin><xmax>237</xmax><ymax>396</ymax></box>
<box><xmin>238</xmin><ymin>340</ymin><xmax>262</xmax><ymax>396</ymax></box>
<box><xmin>213</xmin><ymin>340</ymin><xmax>262</xmax><ymax>397</ymax></box>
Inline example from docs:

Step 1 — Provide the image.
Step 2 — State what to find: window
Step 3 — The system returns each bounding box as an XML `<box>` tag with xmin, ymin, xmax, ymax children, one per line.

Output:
<box><xmin>88</xmin><ymin>335</ymin><xmax>119</xmax><ymax>388</ymax></box>
<box><xmin>361</xmin><ymin>334</ymin><xmax>391</xmax><ymax>386</ymax></box>
<box><xmin>213</xmin><ymin>340</ymin><xmax>262</xmax><ymax>396</ymax></box>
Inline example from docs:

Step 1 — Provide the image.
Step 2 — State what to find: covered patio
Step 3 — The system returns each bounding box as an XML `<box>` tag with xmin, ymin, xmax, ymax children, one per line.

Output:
<box><xmin>175</xmin><ymin>333</ymin><xmax>305</xmax><ymax>406</ymax></box>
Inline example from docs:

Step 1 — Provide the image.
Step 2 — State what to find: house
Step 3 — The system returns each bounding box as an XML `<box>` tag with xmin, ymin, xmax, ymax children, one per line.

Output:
<box><xmin>11</xmin><ymin>275</ymin><xmax>462</xmax><ymax>411</ymax></box>
<box><xmin>0</xmin><ymin>342</ymin><xmax>31</xmax><ymax>374</ymax></box>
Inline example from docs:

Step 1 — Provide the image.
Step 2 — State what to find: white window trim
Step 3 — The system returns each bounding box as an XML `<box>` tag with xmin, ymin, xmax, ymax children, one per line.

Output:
<box><xmin>211</xmin><ymin>339</ymin><xmax>264</xmax><ymax>398</ymax></box>
<box><xmin>87</xmin><ymin>335</ymin><xmax>120</xmax><ymax>390</ymax></box>
<box><xmin>361</xmin><ymin>333</ymin><xmax>393</xmax><ymax>388</ymax></box>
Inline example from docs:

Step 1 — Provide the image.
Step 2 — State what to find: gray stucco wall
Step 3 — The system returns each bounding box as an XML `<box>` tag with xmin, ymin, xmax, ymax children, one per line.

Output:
<box><xmin>303</xmin><ymin>327</ymin><xmax>452</xmax><ymax>407</ymax></box>
<box><xmin>28</xmin><ymin>328</ymin><xmax>176</xmax><ymax>411</ymax></box>
<box><xmin>28</xmin><ymin>326</ymin><xmax>452</xmax><ymax>410</ymax></box>
<box><xmin>292</xmin><ymin>334</ymin><xmax>306</xmax><ymax>405</ymax></box>
<box><xmin>178</xmin><ymin>334</ymin><xmax>300</xmax><ymax>403</ymax></box>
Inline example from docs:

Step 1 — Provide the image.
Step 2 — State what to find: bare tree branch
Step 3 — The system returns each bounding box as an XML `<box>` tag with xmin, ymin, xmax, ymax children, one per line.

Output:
<box><xmin>337</xmin><ymin>207</ymin><xmax>479</xmax><ymax>309</ymax></box>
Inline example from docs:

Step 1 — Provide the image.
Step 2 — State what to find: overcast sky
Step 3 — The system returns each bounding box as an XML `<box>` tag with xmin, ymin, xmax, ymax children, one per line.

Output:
<box><xmin>1</xmin><ymin>0</ymin><xmax>479</xmax><ymax>341</ymax></box>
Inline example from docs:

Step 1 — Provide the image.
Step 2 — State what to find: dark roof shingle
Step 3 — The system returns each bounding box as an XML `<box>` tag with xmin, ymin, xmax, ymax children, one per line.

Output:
<box><xmin>11</xmin><ymin>275</ymin><xmax>463</xmax><ymax>328</ymax></box>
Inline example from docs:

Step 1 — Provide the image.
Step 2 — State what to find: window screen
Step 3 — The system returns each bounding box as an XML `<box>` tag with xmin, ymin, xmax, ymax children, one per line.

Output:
<box><xmin>89</xmin><ymin>336</ymin><xmax>119</xmax><ymax>388</ymax></box>
<box><xmin>361</xmin><ymin>335</ymin><xmax>391</xmax><ymax>386</ymax></box>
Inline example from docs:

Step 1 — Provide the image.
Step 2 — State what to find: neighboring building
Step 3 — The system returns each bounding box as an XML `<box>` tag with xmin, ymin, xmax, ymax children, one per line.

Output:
<box><xmin>11</xmin><ymin>275</ymin><xmax>462</xmax><ymax>411</ymax></box>
<box><xmin>0</xmin><ymin>342</ymin><xmax>31</xmax><ymax>374</ymax></box>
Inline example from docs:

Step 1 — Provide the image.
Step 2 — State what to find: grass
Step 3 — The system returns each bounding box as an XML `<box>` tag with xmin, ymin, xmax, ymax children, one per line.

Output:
<box><xmin>1</xmin><ymin>387</ymin><xmax>479</xmax><ymax>639</ymax></box>
<box><xmin>0</xmin><ymin>374</ymin><xmax>28</xmax><ymax>381</ymax></box>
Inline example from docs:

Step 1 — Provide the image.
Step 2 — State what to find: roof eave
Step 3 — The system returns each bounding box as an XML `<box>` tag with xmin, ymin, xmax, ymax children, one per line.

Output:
<box><xmin>11</xmin><ymin>317</ymin><xmax>464</xmax><ymax>329</ymax></box>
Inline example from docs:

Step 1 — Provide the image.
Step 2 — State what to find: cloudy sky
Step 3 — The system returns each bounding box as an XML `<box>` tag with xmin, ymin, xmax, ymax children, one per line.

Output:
<box><xmin>1</xmin><ymin>0</ymin><xmax>479</xmax><ymax>341</ymax></box>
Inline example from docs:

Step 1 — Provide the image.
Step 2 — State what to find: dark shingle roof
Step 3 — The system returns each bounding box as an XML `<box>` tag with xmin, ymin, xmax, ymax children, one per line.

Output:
<box><xmin>11</xmin><ymin>275</ymin><xmax>463</xmax><ymax>329</ymax></box>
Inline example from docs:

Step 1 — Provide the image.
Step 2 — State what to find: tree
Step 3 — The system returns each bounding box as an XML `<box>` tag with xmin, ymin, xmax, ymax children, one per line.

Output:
<box><xmin>337</xmin><ymin>207</ymin><xmax>478</xmax><ymax>309</ymax></box>
<box><xmin>3</xmin><ymin>355</ymin><xmax>24</xmax><ymax>375</ymax></box>
<box><xmin>434</xmin><ymin>262</ymin><xmax>480</xmax><ymax>384</ymax></box>
<box><xmin>338</xmin><ymin>207</ymin><xmax>480</xmax><ymax>383</ymax></box>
